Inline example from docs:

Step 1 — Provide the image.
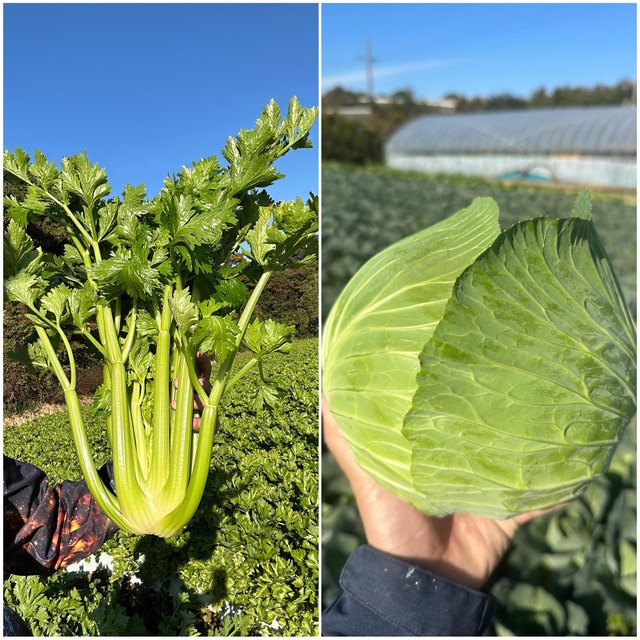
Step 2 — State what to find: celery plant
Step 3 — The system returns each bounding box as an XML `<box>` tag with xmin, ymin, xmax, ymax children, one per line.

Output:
<box><xmin>4</xmin><ymin>98</ymin><xmax>318</xmax><ymax>537</ymax></box>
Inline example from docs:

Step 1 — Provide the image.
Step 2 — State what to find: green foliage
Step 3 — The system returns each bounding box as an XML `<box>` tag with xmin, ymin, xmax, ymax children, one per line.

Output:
<box><xmin>321</xmin><ymin>114</ymin><xmax>383</xmax><ymax>165</ymax></box>
<box><xmin>527</xmin><ymin>81</ymin><xmax>636</xmax><ymax>109</ymax></box>
<box><xmin>488</xmin><ymin>417</ymin><xmax>637</xmax><ymax>636</ymax></box>
<box><xmin>3</xmin><ymin>97</ymin><xmax>318</xmax><ymax>536</ymax></box>
<box><xmin>3</xmin><ymin>573</ymin><xmax>146</xmax><ymax>636</ymax></box>
<box><xmin>3</xmin><ymin>175</ymin><xmax>101</xmax><ymax>414</ymax></box>
<box><xmin>3</xmin><ymin>300</ymin><xmax>103</xmax><ymax>414</ymax></box>
<box><xmin>256</xmin><ymin>260</ymin><xmax>318</xmax><ymax>337</ymax></box>
<box><xmin>4</xmin><ymin>339</ymin><xmax>319</xmax><ymax>636</ymax></box>
<box><xmin>0</xmin><ymin>185</ymin><xmax>71</xmax><ymax>254</ymax></box>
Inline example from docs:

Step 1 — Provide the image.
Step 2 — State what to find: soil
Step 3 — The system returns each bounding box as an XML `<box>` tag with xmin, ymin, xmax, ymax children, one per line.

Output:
<box><xmin>4</xmin><ymin>394</ymin><xmax>95</xmax><ymax>427</ymax></box>
<box><xmin>4</xmin><ymin>365</ymin><xmax>103</xmax><ymax>427</ymax></box>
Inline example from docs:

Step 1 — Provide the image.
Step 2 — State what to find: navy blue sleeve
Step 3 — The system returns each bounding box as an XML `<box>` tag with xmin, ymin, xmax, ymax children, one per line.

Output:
<box><xmin>322</xmin><ymin>545</ymin><xmax>496</xmax><ymax>636</ymax></box>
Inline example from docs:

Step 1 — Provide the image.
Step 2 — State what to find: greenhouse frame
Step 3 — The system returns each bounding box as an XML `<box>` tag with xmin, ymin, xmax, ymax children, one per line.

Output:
<box><xmin>385</xmin><ymin>106</ymin><xmax>636</xmax><ymax>188</ymax></box>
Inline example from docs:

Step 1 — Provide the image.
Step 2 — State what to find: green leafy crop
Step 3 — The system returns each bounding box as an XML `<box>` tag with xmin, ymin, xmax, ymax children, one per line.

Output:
<box><xmin>322</xmin><ymin>194</ymin><xmax>636</xmax><ymax>519</ymax></box>
<box><xmin>4</xmin><ymin>97</ymin><xmax>318</xmax><ymax>537</ymax></box>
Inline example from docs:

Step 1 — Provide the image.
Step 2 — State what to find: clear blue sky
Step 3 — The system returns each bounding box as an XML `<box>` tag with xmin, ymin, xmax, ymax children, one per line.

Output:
<box><xmin>322</xmin><ymin>3</ymin><xmax>636</xmax><ymax>99</ymax></box>
<box><xmin>4</xmin><ymin>3</ymin><xmax>319</xmax><ymax>201</ymax></box>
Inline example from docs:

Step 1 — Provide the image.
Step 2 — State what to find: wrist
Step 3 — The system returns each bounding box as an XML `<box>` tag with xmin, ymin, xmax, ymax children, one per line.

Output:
<box><xmin>367</xmin><ymin>542</ymin><xmax>485</xmax><ymax>590</ymax></box>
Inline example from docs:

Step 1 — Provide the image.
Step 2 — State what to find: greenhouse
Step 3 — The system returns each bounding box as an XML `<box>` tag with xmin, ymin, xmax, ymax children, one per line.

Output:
<box><xmin>385</xmin><ymin>106</ymin><xmax>636</xmax><ymax>188</ymax></box>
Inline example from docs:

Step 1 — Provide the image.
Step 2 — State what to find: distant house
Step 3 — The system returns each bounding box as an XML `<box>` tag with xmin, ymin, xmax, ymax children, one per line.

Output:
<box><xmin>385</xmin><ymin>106</ymin><xmax>636</xmax><ymax>188</ymax></box>
<box><xmin>326</xmin><ymin>105</ymin><xmax>373</xmax><ymax>118</ymax></box>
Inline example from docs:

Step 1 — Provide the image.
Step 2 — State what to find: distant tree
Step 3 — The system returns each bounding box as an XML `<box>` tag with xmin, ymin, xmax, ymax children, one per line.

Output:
<box><xmin>538</xmin><ymin>80</ymin><xmax>635</xmax><ymax>108</ymax></box>
<box><xmin>323</xmin><ymin>86</ymin><xmax>365</xmax><ymax>110</ymax></box>
<box><xmin>618</xmin><ymin>79</ymin><xmax>636</xmax><ymax>105</ymax></box>
<box><xmin>322</xmin><ymin>114</ymin><xmax>384</xmax><ymax>165</ymax></box>
<box><xmin>530</xmin><ymin>87</ymin><xmax>551</xmax><ymax>107</ymax></box>
<box><xmin>486</xmin><ymin>93</ymin><xmax>528</xmax><ymax>110</ymax></box>
<box><xmin>390</xmin><ymin>89</ymin><xmax>415</xmax><ymax>104</ymax></box>
<box><xmin>254</xmin><ymin>261</ymin><xmax>318</xmax><ymax>338</ymax></box>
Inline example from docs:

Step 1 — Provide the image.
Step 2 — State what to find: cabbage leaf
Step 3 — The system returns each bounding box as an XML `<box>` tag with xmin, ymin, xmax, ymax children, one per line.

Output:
<box><xmin>322</xmin><ymin>195</ymin><xmax>636</xmax><ymax>519</ymax></box>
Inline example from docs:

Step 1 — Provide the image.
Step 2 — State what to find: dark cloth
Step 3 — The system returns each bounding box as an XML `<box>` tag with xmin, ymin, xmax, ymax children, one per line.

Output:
<box><xmin>3</xmin><ymin>604</ymin><xmax>32</xmax><ymax>637</ymax></box>
<box><xmin>3</xmin><ymin>455</ymin><xmax>118</xmax><ymax>576</ymax></box>
<box><xmin>322</xmin><ymin>545</ymin><xmax>496</xmax><ymax>636</ymax></box>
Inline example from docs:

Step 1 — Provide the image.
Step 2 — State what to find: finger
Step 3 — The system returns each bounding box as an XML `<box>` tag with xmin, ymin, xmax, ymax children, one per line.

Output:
<box><xmin>174</xmin><ymin>357</ymin><xmax>212</xmax><ymax>394</ymax></box>
<box><xmin>321</xmin><ymin>396</ymin><xmax>342</xmax><ymax>450</ymax></box>
<box><xmin>497</xmin><ymin>501</ymin><xmax>571</xmax><ymax>540</ymax></box>
<box><xmin>173</xmin><ymin>374</ymin><xmax>203</xmax><ymax>411</ymax></box>
<box><xmin>192</xmin><ymin>415</ymin><xmax>221</xmax><ymax>433</ymax></box>
<box><xmin>173</xmin><ymin>396</ymin><xmax>201</xmax><ymax>412</ymax></box>
<box><xmin>322</xmin><ymin>396</ymin><xmax>372</xmax><ymax>487</ymax></box>
<box><xmin>512</xmin><ymin>500</ymin><xmax>571</xmax><ymax>526</ymax></box>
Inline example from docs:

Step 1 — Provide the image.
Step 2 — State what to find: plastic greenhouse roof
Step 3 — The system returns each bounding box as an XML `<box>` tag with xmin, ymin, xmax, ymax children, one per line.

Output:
<box><xmin>385</xmin><ymin>106</ymin><xmax>636</xmax><ymax>156</ymax></box>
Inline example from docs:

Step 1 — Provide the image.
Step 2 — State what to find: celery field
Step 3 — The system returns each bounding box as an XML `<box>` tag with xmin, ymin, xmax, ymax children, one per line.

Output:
<box><xmin>4</xmin><ymin>339</ymin><xmax>319</xmax><ymax>636</ymax></box>
<box><xmin>321</xmin><ymin>164</ymin><xmax>636</xmax><ymax>636</ymax></box>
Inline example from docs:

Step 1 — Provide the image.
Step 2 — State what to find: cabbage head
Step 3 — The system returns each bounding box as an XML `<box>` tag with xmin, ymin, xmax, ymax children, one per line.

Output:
<box><xmin>322</xmin><ymin>195</ymin><xmax>636</xmax><ymax>519</ymax></box>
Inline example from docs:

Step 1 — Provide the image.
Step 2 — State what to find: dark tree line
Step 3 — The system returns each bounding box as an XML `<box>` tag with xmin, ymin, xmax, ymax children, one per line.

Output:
<box><xmin>445</xmin><ymin>79</ymin><xmax>635</xmax><ymax>112</ymax></box>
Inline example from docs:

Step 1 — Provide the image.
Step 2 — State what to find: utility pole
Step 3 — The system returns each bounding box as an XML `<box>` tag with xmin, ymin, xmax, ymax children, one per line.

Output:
<box><xmin>356</xmin><ymin>38</ymin><xmax>378</xmax><ymax>166</ymax></box>
<box><xmin>360</xmin><ymin>38</ymin><xmax>377</xmax><ymax>102</ymax></box>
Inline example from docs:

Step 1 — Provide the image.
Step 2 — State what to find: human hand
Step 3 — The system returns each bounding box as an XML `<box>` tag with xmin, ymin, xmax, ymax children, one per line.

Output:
<box><xmin>322</xmin><ymin>395</ymin><xmax>554</xmax><ymax>591</ymax></box>
<box><xmin>172</xmin><ymin>352</ymin><xmax>213</xmax><ymax>432</ymax></box>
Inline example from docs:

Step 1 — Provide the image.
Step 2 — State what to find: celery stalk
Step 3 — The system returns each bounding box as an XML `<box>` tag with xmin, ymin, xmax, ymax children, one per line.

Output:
<box><xmin>3</xmin><ymin>98</ymin><xmax>318</xmax><ymax>536</ymax></box>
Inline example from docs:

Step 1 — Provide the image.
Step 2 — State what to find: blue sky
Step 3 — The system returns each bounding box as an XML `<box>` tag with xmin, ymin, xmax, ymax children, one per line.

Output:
<box><xmin>322</xmin><ymin>3</ymin><xmax>636</xmax><ymax>100</ymax></box>
<box><xmin>4</xmin><ymin>3</ymin><xmax>319</xmax><ymax>201</ymax></box>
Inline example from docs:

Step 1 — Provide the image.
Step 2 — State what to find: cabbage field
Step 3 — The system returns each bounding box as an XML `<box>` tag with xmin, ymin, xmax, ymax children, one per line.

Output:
<box><xmin>322</xmin><ymin>164</ymin><xmax>636</xmax><ymax>320</ymax></box>
<box><xmin>321</xmin><ymin>164</ymin><xmax>636</xmax><ymax>636</ymax></box>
